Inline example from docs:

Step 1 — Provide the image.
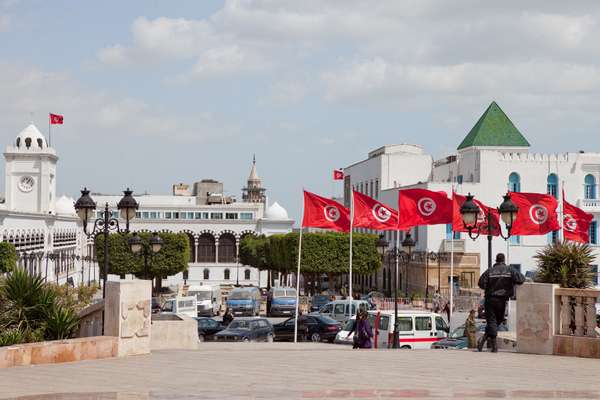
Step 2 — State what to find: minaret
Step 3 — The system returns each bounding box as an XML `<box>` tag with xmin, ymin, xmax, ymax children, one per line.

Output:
<box><xmin>242</xmin><ymin>154</ymin><xmax>266</xmax><ymax>203</ymax></box>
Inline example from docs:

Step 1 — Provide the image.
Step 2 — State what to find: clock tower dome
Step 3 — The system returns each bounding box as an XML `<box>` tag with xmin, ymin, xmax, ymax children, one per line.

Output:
<box><xmin>4</xmin><ymin>124</ymin><xmax>58</xmax><ymax>214</ymax></box>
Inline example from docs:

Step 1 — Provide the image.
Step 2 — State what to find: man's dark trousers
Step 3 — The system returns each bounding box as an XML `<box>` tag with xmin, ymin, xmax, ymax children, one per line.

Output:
<box><xmin>484</xmin><ymin>296</ymin><xmax>506</xmax><ymax>338</ymax></box>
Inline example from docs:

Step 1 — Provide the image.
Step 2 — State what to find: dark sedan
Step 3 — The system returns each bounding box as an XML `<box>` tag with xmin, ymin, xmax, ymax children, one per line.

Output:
<box><xmin>214</xmin><ymin>317</ymin><xmax>274</xmax><ymax>342</ymax></box>
<box><xmin>195</xmin><ymin>317</ymin><xmax>224</xmax><ymax>342</ymax></box>
<box><xmin>273</xmin><ymin>315</ymin><xmax>341</xmax><ymax>343</ymax></box>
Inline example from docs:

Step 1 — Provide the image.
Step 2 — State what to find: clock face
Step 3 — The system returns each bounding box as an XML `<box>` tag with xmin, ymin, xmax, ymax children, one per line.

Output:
<box><xmin>18</xmin><ymin>176</ymin><xmax>35</xmax><ymax>193</ymax></box>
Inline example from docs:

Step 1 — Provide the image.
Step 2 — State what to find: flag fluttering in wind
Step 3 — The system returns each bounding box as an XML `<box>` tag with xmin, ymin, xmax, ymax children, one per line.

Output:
<box><xmin>333</xmin><ymin>169</ymin><xmax>344</xmax><ymax>180</ymax></box>
<box><xmin>452</xmin><ymin>192</ymin><xmax>501</xmax><ymax>236</ymax></box>
<box><xmin>302</xmin><ymin>190</ymin><xmax>350</xmax><ymax>232</ymax></box>
<box><xmin>562</xmin><ymin>191</ymin><xmax>593</xmax><ymax>243</ymax></box>
<box><xmin>352</xmin><ymin>191</ymin><xmax>399</xmax><ymax>230</ymax></box>
<box><xmin>509</xmin><ymin>192</ymin><xmax>560</xmax><ymax>235</ymax></box>
<box><xmin>49</xmin><ymin>113</ymin><xmax>63</xmax><ymax>124</ymax></box>
<box><xmin>398</xmin><ymin>188</ymin><xmax>452</xmax><ymax>229</ymax></box>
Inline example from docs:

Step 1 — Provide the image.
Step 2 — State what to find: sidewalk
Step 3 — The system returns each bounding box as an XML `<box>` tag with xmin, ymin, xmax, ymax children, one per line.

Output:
<box><xmin>1</xmin><ymin>343</ymin><xmax>600</xmax><ymax>399</ymax></box>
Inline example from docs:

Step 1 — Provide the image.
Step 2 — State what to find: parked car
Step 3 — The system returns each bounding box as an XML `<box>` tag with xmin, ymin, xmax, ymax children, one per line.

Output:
<box><xmin>227</xmin><ymin>287</ymin><xmax>262</xmax><ymax>317</ymax></box>
<box><xmin>335</xmin><ymin>310</ymin><xmax>448</xmax><ymax>349</ymax></box>
<box><xmin>310</xmin><ymin>295</ymin><xmax>331</xmax><ymax>312</ymax></box>
<box><xmin>188</xmin><ymin>285</ymin><xmax>221</xmax><ymax>317</ymax></box>
<box><xmin>195</xmin><ymin>317</ymin><xmax>225</xmax><ymax>342</ymax></box>
<box><xmin>316</xmin><ymin>300</ymin><xmax>370</xmax><ymax>324</ymax></box>
<box><xmin>268</xmin><ymin>287</ymin><xmax>297</xmax><ymax>317</ymax></box>
<box><xmin>273</xmin><ymin>315</ymin><xmax>341</xmax><ymax>343</ymax></box>
<box><xmin>214</xmin><ymin>317</ymin><xmax>274</xmax><ymax>342</ymax></box>
<box><xmin>160</xmin><ymin>296</ymin><xmax>197</xmax><ymax>318</ymax></box>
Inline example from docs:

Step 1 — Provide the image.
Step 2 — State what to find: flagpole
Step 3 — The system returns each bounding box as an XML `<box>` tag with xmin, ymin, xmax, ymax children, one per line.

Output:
<box><xmin>293</xmin><ymin>191</ymin><xmax>305</xmax><ymax>344</ymax></box>
<box><xmin>559</xmin><ymin>182</ymin><xmax>565</xmax><ymax>242</ymax></box>
<box><xmin>348</xmin><ymin>191</ymin><xmax>354</xmax><ymax>321</ymax></box>
<box><xmin>48</xmin><ymin>116</ymin><xmax>51</xmax><ymax>147</ymax></box>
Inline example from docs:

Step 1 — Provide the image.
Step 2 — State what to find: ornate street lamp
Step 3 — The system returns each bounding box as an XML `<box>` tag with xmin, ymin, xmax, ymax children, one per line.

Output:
<box><xmin>460</xmin><ymin>193</ymin><xmax>519</xmax><ymax>269</ymax></box>
<box><xmin>401</xmin><ymin>232</ymin><xmax>415</xmax><ymax>294</ymax></box>
<box><xmin>74</xmin><ymin>187</ymin><xmax>138</xmax><ymax>298</ymax></box>
<box><xmin>128</xmin><ymin>232</ymin><xmax>163</xmax><ymax>280</ymax></box>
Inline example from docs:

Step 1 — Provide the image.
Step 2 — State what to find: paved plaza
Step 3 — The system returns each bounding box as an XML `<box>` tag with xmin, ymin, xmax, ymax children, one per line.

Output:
<box><xmin>1</xmin><ymin>343</ymin><xmax>600</xmax><ymax>400</ymax></box>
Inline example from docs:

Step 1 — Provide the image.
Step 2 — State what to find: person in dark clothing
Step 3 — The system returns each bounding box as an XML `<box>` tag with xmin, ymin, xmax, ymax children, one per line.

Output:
<box><xmin>477</xmin><ymin>253</ymin><xmax>525</xmax><ymax>352</ymax></box>
<box><xmin>222</xmin><ymin>308</ymin><xmax>234</xmax><ymax>326</ymax></box>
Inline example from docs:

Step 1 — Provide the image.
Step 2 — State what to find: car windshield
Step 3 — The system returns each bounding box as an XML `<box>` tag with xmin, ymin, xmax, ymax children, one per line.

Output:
<box><xmin>285</xmin><ymin>289</ymin><xmax>297</xmax><ymax>297</ymax></box>
<box><xmin>344</xmin><ymin>319</ymin><xmax>356</xmax><ymax>331</ymax></box>
<box><xmin>229</xmin><ymin>291</ymin><xmax>251</xmax><ymax>300</ymax></box>
<box><xmin>191</xmin><ymin>291</ymin><xmax>211</xmax><ymax>301</ymax></box>
<box><xmin>273</xmin><ymin>289</ymin><xmax>285</xmax><ymax>297</ymax></box>
<box><xmin>228</xmin><ymin>320</ymin><xmax>250</xmax><ymax>329</ymax></box>
<box><xmin>450</xmin><ymin>326</ymin><xmax>466</xmax><ymax>339</ymax></box>
<box><xmin>315</xmin><ymin>316</ymin><xmax>338</xmax><ymax>325</ymax></box>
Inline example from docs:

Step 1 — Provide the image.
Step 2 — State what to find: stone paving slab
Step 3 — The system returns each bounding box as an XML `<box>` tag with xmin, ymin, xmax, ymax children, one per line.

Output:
<box><xmin>1</xmin><ymin>343</ymin><xmax>599</xmax><ymax>400</ymax></box>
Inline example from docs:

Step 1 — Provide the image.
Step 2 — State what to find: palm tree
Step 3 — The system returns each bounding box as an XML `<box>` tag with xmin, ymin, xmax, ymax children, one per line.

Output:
<box><xmin>534</xmin><ymin>242</ymin><xmax>595</xmax><ymax>288</ymax></box>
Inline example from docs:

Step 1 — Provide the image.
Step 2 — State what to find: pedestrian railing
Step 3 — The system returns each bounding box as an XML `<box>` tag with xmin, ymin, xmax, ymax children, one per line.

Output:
<box><xmin>555</xmin><ymin>288</ymin><xmax>600</xmax><ymax>337</ymax></box>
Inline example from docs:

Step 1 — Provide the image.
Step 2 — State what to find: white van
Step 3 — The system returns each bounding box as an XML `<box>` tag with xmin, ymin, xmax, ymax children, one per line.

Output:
<box><xmin>316</xmin><ymin>300</ymin><xmax>370</xmax><ymax>324</ymax></box>
<box><xmin>160</xmin><ymin>296</ymin><xmax>197</xmax><ymax>318</ymax></box>
<box><xmin>335</xmin><ymin>310</ymin><xmax>448</xmax><ymax>349</ymax></box>
<box><xmin>187</xmin><ymin>285</ymin><xmax>221</xmax><ymax>316</ymax></box>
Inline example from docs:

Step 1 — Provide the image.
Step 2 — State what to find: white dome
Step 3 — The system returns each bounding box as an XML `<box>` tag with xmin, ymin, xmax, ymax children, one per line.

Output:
<box><xmin>15</xmin><ymin>124</ymin><xmax>48</xmax><ymax>150</ymax></box>
<box><xmin>264</xmin><ymin>202</ymin><xmax>289</xmax><ymax>220</ymax></box>
<box><xmin>56</xmin><ymin>195</ymin><xmax>76</xmax><ymax>216</ymax></box>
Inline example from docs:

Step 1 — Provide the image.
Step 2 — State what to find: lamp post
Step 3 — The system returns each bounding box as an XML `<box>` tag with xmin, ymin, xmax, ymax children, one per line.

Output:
<box><xmin>401</xmin><ymin>233</ymin><xmax>415</xmax><ymax>295</ymax></box>
<box><xmin>128</xmin><ymin>232</ymin><xmax>163</xmax><ymax>281</ymax></box>
<box><xmin>376</xmin><ymin>234</ymin><xmax>389</xmax><ymax>292</ymax></box>
<box><xmin>235</xmin><ymin>255</ymin><xmax>241</xmax><ymax>287</ymax></box>
<box><xmin>459</xmin><ymin>193</ymin><xmax>519</xmax><ymax>269</ymax></box>
<box><xmin>425</xmin><ymin>251</ymin><xmax>438</xmax><ymax>299</ymax></box>
<box><xmin>74</xmin><ymin>187</ymin><xmax>138</xmax><ymax>299</ymax></box>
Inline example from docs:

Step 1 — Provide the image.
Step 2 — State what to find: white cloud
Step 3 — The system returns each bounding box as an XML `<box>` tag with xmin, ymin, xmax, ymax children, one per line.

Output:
<box><xmin>0</xmin><ymin>14</ymin><xmax>10</xmax><ymax>31</ymax></box>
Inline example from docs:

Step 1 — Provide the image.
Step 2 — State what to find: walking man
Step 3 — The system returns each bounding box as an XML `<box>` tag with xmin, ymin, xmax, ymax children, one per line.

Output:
<box><xmin>477</xmin><ymin>253</ymin><xmax>525</xmax><ymax>352</ymax></box>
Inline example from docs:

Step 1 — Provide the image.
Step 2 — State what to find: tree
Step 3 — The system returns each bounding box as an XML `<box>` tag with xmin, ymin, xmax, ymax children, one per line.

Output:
<box><xmin>0</xmin><ymin>242</ymin><xmax>17</xmax><ymax>273</ymax></box>
<box><xmin>534</xmin><ymin>241</ymin><xmax>596</xmax><ymax>288</ymax></box>
<box><xmin>95</xmin><ymin>232</ymin><xmax>189</xmax><ymax>292</ymax></box>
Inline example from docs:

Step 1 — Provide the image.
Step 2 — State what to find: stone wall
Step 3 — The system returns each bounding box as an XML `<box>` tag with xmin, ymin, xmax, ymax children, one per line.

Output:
<box><xmin>516</xmin><ymin>282</ymin><xmax>557</xmax><ymax>355</ymax></box>
<box><xmin>150</xmin><ymin>314</ymin><xmax>198</xmax><ymax>351</ymax></box>
<box><xmin>0</xmin><ymin>336</ymin><xmax>117</xmax><ymax>368</ymax></box>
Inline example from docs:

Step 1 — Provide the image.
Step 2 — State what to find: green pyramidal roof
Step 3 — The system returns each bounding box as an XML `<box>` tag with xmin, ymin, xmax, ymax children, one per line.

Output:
<box><xmin>457</xmin><ymin>101</ymin><xmax>530</xmax><ymax>150</ymax></box>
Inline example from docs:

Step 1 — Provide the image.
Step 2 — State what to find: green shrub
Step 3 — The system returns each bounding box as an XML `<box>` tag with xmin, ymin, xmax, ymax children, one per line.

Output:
<box><xmin>0</xmin><ymin>242</ymin><xmax>17</xmax><ymax>273</ymax></box>
<box><xmin>0</xmin><ymin>327</ymin><xmax>26</xmax><ymax>346</ymax></box>
<box><xmin>534</xmin><ymin>242</ymin><xmax>595</xmax><ymax>288</ymax></box>
<box><xmin>44</xmin><ymin>305</ymin><xmax>80</xmax><ymax>340</ymax></box>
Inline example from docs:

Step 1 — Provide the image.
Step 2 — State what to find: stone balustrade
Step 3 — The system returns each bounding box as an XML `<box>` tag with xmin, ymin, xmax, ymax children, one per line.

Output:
<box><xmin>556</xmin><ymin>288</ymin><xmax>600</xmax><ymax>337</ymax></box>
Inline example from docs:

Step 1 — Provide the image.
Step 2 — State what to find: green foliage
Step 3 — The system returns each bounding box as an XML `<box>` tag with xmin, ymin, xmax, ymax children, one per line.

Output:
<box><xmin>240</xmin><ymin>232</ymin><xmax>381</xmax><ymax>274</ymax></box>
<box><xmin>95</xmin><ymin>232</ymin><xmax>189</xmax><ymax>279</ymax></box>
<box><xmin>0</xmin><ymin>241</ymin><xmax>17</xmax><ymax>273</ymax></box>
<box><xmin>534</xmin><ymin>242</ymin><xmax>595</xmax><ymax>288</ymax></box>
<box><xmin>51</xmin><ymin>283</ymin><xmax>100</xmax><ymax>312</ymax></box>
<box><xmin>0</xmin><ymin>268</ymin><xmax>81</xmax><ymax>345</ymax></box>
<box><xmin>44</xmin><ymin>305</ymin><xmax>80</xmax><ymax>340</ymax></box>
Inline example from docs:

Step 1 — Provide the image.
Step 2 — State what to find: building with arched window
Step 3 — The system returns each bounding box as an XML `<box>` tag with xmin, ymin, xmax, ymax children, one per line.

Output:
<box><xmin>90</xmin><ymin>157</ymin><xmax>294</xmax><ymax>288</ymax></box>
<box><xmin>345</xmin><ymin>101</ymin><xmax>600</xmax><ymax>294</ymax></box>
<box><xmin>0</xmin><ymin>124</ymin><xmax>88</xmax><ymax>285</ymax></box>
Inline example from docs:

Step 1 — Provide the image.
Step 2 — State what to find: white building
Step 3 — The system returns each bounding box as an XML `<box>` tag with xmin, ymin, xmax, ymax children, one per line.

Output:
<box><xmin>91</xmin><ymin>158</ymin><xmax>294</xmax><ymax>288</ymax></box>
<box><xmin>344</xmin><ymin>102</ymin><xmax>600</xmax><ymax>295</ymax></box>
<box><xmin>1</xmin><ymin>124</ymin><xmax>88</xmax><ymax>284</ymax></box>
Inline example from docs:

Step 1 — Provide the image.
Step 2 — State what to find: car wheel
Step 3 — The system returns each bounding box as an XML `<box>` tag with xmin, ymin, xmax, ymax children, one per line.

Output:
<box><xmin>327</xmin><ymin>338</ymin><xmax>334</xmax><ymax>344</ymax></box>
<box><xmin>401</xmin><ymin>345</ymin><xmax>411</xmax><ymax>349</ymax></box>
<box><xmin>242</xmin><ymin>337</ymin><xmax>250</xmax><ymax>342</ymax></box>
<box><xmin>267</xmin><ymin>334</ymin><xmax>274</xmax><ymax>343</ymax></box>
<box><xmin>311</xmin><ymin>332</ymin><xmax>321</xmax><ymax>342</ymax></box>
<box><xmin>198</xmin><ymin>335</ymin><xmax>205</xmax><ymax>342</ymax></box>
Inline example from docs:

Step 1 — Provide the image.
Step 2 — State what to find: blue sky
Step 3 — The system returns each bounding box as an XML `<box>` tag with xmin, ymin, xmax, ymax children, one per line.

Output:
<box><xmin>2</xmin><ymin>1</ymin><xmax>600</xmax><ymax>222</ymax></box>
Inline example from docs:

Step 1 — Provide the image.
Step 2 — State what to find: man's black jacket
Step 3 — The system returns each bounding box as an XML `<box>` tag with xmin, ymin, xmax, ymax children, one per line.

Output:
<box><xmin>478</xmin><ymin>262</ymin><xmax>525</xmax><ymax>298</ymax></box>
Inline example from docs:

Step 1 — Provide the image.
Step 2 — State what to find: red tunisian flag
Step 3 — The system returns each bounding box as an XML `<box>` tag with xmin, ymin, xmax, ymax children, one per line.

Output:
<box><xmin>49</xmin><ymin>113</ymin><xmax>63</xmax><ymax>124</ymax></box>
<box><xmin>510</xmin><ymin>192</ymin><xmax>560</xmax><ymax>235</ymax></box>
<box><xmin>302</xmin><ymin>190</ymin><xmax>350</xmax><ymax>232</ymax></box>
<box><xmin>563</xmin><ymin>191</ymin><xmax>593</xmax><ymax>243</ymax></box>
<box><xmin>398</xmin><ymin>188</ymin><xmax>452</xmax><ymax>229</ymax></box>
<box><xmin>353</xmin><ymin>191</ymin><xmax>399</xmax><ymax>231</ymax></box>
<box><xmin>452</xmin><ymin>193</ymin><xmax>501</xmax><ymax>236</ymax></box>
<box><xmin>333</xmin><ymin>169</ymin><xmax>344</xmax><ymax>180</ymax></box>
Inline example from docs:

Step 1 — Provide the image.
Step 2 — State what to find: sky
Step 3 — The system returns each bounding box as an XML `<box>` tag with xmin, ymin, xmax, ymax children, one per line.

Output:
<box><xmin>2</xmin><ymin>0</ymin><xmax>600</xmax><ymax>222</ymax></box>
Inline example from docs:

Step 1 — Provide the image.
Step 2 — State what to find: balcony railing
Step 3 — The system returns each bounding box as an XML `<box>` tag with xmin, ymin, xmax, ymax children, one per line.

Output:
<box><xmin>555</xmin><ymin>288</ymin><xmax>600</xmax><ymax>337</ymax></box>
<box><xmin>577</xmin><ymin>199</ymin><xmax>600</xmax><ymax>210</ymax></box>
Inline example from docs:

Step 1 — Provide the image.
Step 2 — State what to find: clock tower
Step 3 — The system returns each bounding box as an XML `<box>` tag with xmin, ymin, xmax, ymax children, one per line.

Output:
<box><xmin>4</xmin><ymin>124</ymin><xmax>58</xmax><ymax>214</ymax></box>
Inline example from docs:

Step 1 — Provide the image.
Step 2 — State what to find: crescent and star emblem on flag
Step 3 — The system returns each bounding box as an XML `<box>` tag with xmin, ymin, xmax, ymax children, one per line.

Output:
<box><xmin>371</xmin><ymin>204</ymin><xmax>392</xmax><ymax>223</ymax></box>
<box><xmin>417</xmin><ymin>197</ymin><xmax>436</xmax><ymax>216</ymax></box>
<box><xmin>529</xmin><ymin>204</ymin><xmax>548</xmax><ymax>225</ymax></box>
<box><xmin>564</xmin><ymin>214</ymin><xmax>577</xmax><ymax>231</ymax></box>
<box><xmin>323</xmin><ymin>205</ymin><xmax>341</xmax><ymax>222</ymax></box>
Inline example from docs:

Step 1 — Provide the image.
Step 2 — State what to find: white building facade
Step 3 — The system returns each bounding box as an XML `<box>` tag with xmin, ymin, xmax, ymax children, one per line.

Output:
<box><xmin>344</xmin><ymin>102</ymin><xmax>600</xmax><ymax>294</ymax></box>
<box><xmin>1</xmin><ymin>124</ymin><xmax>88</xmax><ymax>285</ymax></box>
<box><xmin>91</xmin><ymin>159</ymin><xmax>294</xmax><ymax>288</ymax></box>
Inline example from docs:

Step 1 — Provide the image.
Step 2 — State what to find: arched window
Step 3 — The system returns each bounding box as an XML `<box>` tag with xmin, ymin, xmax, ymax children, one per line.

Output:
<box><xmin>203</xmin><ymin>268</ymin><xmax>210</xmax><ymax>280</ymax></box>
<box><xmin>16</xmin><ymin>138</ymin><xmax>20</xmax><ymax>147</ymax></box>
<box><xmin>547</xmin><ymin>174</ymin><xmax>558</xmax><ymax>198</ymax></box>
<box><xmin>585</xmin><ymin>174</ymin><xmax>596</xmax><ymax>200</ymax></box>
<box><xmin>508</xmin><ymin>172</ymin><xmax>521</xmax><ymax>192</ymax></box>
<box><xmin>197</xmin><ymin>233</ymin><xmax>216</xmax><ymax>262</ymax></box>
<box><xmin>218</xmin><ymin>233</ymin><xmax>236</xmax><ymax>263</ymax></box>
<box><xmin>244</xmin><ymin>269</ymin><xmax>251</xmax><ymax>280</ymax></box>
<box><xmin>185</xmin><ymin>234</ymin><xmax>196</xmax><ymax>263</ymax></box>
<box><xmin>224</xmin><ymin>268</ymin><xmax>231</xmax><ymax>280</ymax></box>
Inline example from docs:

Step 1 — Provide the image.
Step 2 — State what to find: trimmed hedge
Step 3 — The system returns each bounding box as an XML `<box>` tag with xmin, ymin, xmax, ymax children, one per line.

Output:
<box><xmin>95</xmin><ymin>232</ymin><xmax>189</xmax><ymax>279</ymax></box>
<box><xmin>240</xmin><ymin>232</ymin><xmax>381</xmax><ymax>274</ymax></box>
<box><xmin>0</xmin><ymin>241</ymin><xmax>17</xmax><ymax>273</ymax></box>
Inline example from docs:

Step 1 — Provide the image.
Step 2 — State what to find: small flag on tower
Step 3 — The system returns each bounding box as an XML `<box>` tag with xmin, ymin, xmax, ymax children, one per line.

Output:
<box><xmin>49</xmin><ymin>113</ymin><xmax>63</xmax><ymax>124</ymax></box>
<box><xmin>333</xmin><ymin>169</ymin><xmax>344</xmax><ymax>180</ymax></box>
